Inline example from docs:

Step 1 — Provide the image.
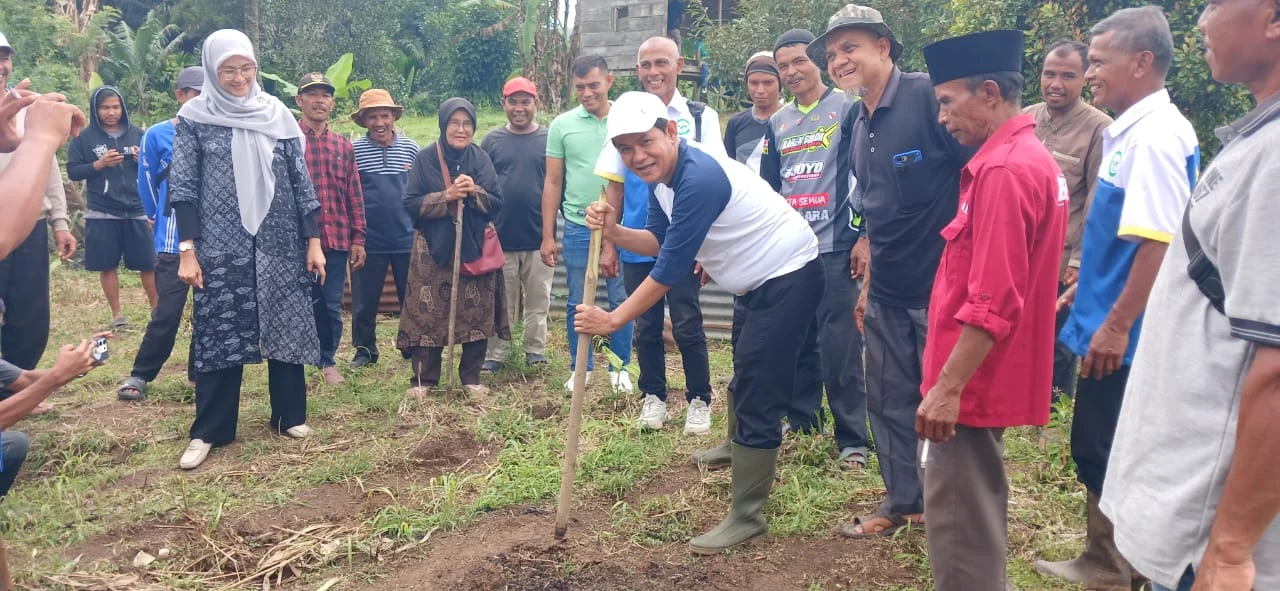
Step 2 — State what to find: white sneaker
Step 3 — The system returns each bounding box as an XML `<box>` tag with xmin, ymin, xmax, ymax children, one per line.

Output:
<box><xmin>179</xmin><ymin>439</ymin><xmax>212</xmax><ymax>470</ymax></box>
<box><xmin>285</xmin><ymin>424</ymin><xmax>312</xmax><ymax>439</ymax></box>
<box><xmin>610</xmin><ymin>370</ymin><xmax>634</xmax><ymax>394</ymax></box>
<box><xmin>563</xmin><ymin>371</ymin><xmax>591</xmax><ymax>392</ymax></box>
<box><xmin>684</xmin><ymin>399</ymin><xmax>712</xmax><ymax>436</ymax></box>
<box><xmin>637</xmin><ymin>394</ymin><xmax>668</xmax><ymax>430</ymax></box>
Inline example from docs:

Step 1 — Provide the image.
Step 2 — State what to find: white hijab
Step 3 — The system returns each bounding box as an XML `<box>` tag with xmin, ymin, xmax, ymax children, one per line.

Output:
<box><xmin>178</xmin><ymin>29</ymin><xmax>302</xmax><ymax>236</ymax></box>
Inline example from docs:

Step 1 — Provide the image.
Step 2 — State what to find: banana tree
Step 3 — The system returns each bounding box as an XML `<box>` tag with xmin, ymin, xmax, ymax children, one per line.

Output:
<box><xmin>261</xmin><ymin>53</ymin><xmax>371</xmax><ymax>103</ymax></box>
<box><xmin>101</xmin><ymin>9</ymin><xmax>185</xmax><ymax>117</ymax></box>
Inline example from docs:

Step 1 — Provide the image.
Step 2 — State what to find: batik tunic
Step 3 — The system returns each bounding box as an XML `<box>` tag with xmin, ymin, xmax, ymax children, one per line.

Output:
<box><xmin>169</xmin><ymin>118</ymin><xmax>322</xmax><ymax>372</ymax></box>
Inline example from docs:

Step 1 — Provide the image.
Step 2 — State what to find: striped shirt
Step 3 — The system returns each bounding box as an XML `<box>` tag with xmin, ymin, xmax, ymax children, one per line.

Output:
<box><xmin>353</xmin><ymin>133</ymin><xmax>420</xmax><ymax>254</ymax></box>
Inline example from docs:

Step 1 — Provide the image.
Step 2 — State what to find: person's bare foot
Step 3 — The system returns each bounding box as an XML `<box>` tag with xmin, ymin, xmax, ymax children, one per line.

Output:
<box><xmin>839</xmin><ymin>513</ymin><xmax>925</xmax><ymax>538</ymax></box>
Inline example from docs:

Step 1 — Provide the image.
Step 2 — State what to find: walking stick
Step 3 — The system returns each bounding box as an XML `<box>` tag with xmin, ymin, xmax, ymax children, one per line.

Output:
<box><xmin>554</xmin><ymin>190</ymin><xmax>607</xmax><ymax>539</ymax></box>
<box><xmin>444</xmin><ymin>199</ymin><xmax>465</xmax><ymax>390</ymax></box>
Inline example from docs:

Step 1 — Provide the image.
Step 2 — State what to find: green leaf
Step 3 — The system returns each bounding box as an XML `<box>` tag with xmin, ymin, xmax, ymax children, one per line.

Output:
<box><xmin>325</xmin><ymin>53</ymin><xmax>355</xmax><ymax>89</ymax></box>
<box><xmin>260</xmin><ymin>72</ymin><xmax>298</xmax><ymax>97</ymax></box>
<box><xmin>89</xmin><ymin>71</ymin><xmax>104</xmax><ymax>90</ymax></box>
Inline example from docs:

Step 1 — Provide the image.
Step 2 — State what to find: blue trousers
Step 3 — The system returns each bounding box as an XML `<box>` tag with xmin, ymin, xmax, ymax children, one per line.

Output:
<box><xmin>562</xmin><ymin>221</ymin><xmax>632</xmax><ymax>371</ymax></box>
<box><xmin>317</xmin><ymin>249</ymin><xmax>349</xmax><ymax>367</ymax></box>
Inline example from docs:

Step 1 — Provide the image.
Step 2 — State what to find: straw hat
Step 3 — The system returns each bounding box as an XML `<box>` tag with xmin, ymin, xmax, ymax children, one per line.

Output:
<box><xmin>350</xmin><ymin>89</ymin><xmax>405</xmax><ymax>128</ymax></box>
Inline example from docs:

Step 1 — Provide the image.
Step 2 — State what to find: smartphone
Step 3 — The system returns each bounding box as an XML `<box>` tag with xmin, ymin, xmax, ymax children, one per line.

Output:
<box><xmin>90</xmin><ymin>336</ymin><xmax>110</xmax><ymax>365</ymax></box>
<box><xmin>893</xmin><ymin>149</ymin><xmax>924</xmax><ymax>169</ymax></box>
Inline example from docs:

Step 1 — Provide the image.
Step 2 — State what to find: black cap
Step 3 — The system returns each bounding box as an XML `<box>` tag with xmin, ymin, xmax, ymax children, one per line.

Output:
<box><xmin>297</xmin><ymin>72</ymin><xmax>335</xmax><ymax>93</ymax></box>
<box><xmin>774</xmin><ymin>29</ymin><xmax>816</xmax><ymax>55</ymax></box>
<box><xmin>923</xmin><ymin>30</ymin><xmax>1025</xmax><ymax>85</ymax></box>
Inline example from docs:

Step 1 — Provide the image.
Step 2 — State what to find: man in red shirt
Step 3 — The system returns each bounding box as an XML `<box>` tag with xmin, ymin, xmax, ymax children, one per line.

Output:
<box><xmin>918</xmin><ymin>30</ymin><xmax>1068</xmax><ymax>590</ymax></box>
<box><xmin>296</xmin><ymin>72</ymin><xmax>366</xmax><ymax>385</ymax></box>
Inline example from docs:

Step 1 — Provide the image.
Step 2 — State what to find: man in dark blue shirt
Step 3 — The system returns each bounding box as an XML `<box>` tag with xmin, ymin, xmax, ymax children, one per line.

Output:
<box><xmin>811</xmin><ymin>4</ymin><xmax>970</xmax><ymax>538</ymax></box>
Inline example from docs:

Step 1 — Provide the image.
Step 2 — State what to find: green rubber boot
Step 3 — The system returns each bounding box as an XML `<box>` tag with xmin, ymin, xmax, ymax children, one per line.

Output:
<box><xmin>689</xmin><ymin>444</ymin><xmax>778</xmax><ymax>554</ymax></box>
<box><xmin>691</xmin><ymin>389</ymin><xmax>735</xmax><ymax>467</ymax></box>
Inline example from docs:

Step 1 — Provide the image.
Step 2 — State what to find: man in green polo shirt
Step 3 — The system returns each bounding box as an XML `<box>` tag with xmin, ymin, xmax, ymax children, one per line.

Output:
<box><xmin>540</xmin><ymin>55</ymin><xmax>634</xmax><ymax>392</ymax></box>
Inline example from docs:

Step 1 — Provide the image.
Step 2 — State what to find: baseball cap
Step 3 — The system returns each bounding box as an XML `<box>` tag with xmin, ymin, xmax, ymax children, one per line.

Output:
<box><xmin>605</xmin><ymin>91</ymin><xmax>669</xmax><ymax>143</ymax></box>
<box><xmin>807</xmin><ymin>4</ymin><xmax>904</xmax><ymax>68</ymax></box>
<box><xmin>297</xmin><ymin>72</ymin><xmax>335</xmax><ymax>93</ymax></box>
<box><xmin>0</xmin><ymin>33</ymin><xmax>12</xmax><ymax>55</ymax></box>
<box><xmin>502</xmin><ymin>77</ymin><xmax>537</xmax><ymax>98</ymax></box>
<box><xmin>176</xmin><ymin>66</ymin><xmax>204</xmax><ymax>91</ymax></box>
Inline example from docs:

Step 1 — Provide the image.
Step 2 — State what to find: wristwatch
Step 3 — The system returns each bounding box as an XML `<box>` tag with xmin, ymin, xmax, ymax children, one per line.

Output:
<box><xmin>178</xmin><ymin>240</ymin><xmax>195</xmax><ymax>253</ymax></box>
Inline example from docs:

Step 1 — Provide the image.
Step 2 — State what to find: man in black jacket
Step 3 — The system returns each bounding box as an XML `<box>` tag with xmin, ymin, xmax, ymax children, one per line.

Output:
<box><xmin>67</xmin><ymin>86</ymin><xmax>156</xmax><ymax>329</ymax></box>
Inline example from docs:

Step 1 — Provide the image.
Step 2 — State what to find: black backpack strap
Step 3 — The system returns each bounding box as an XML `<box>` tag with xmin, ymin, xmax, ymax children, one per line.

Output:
<box><xmin>1182</xmin><ymin>204</ymin><xmax>1225</xmax><ymax>315</ymax></box>
<box><xmin>689</xmin><ymin>101</ymin><xmax>706</xmax><ymax>143</ymax></box>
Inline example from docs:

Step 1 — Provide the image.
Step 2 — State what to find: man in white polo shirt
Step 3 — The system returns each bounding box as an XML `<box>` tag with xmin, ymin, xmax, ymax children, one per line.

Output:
<box><xmin>1046</xmin><ymin>6</ymin><xmax>1199</xmax><ymax>589</ymax></box>
<box><xmin>576</xmin><ymin>91</ymin><xmax>821</xmax><ymax>555</ymax></box>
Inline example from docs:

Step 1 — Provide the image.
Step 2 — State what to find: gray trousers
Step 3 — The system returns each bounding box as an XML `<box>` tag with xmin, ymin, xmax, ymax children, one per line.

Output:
<box><xmin>923</xmin><ymin>426</ymin><xmax>1009</xmax><ymax>591</ymax></box>
<box><xmin>790</xmin><ymin>252</ymin><xmax>869</xmax><ymax>454</ymax></box>
<box><xmin>864</xmin><ymin>299</ymin><xmax>928</xmax><ymax>516</ymax></box>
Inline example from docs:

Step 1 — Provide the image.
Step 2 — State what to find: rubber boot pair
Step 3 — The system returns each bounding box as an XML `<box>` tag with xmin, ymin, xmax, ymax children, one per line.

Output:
<box><xmin>1035</xmin><ymin>491</ymin><xmax>1146</xmax><ymax>590</ymax></box>
<box><xmin>691</xmin><ymin>388</ymin><xmax>734</xmax><ymax>467</ymax></box>
<box><xmin>689</xmin><ymin>443</ymin><xmax>777</xmax><ymax>554</ymax></box>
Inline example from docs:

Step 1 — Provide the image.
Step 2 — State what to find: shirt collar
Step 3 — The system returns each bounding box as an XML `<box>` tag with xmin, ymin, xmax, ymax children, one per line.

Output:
<box><xmin>1217</xmin><ymin>91</ymin><xmax>1280</xmax><ymax>144</ymax></box>
<box><xmin>667</xmin><ymin>91</ymin><xmax>690</xmax><ymax>118</ymax></box>
<box><xmin>963</xmin><ymin>113</ymin><xmax>1037</xmax><ymax>176</ymax></box>
<box><xmin>299</xmin><ymin>119</ymin><xmax>330</xmax><ymax>136</ymax></box>
<box><xmin>859</xmin><ymin>67</ymin><xmax>903</xmax><ymax>119</ymax></box>
<box><xmin>1105</xmin><ymin>88</ymin><xmax>1170</xmax><ymax>139</ymax></box>
<box><xmin>576</xmin><ymin>103</ymin><xmax>610</xmax><ymax>120</ymax></box>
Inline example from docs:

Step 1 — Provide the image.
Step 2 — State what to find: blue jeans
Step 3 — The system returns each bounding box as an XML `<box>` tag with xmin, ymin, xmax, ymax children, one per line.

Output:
<box><xmin>0</xmin><ymin>430</ymin><xmax>30</xmax><ymax>497</ymax></box>
<box><xmin>1153</xmin><ymin>567</ymin><xmax>1195</xmax><ymax>591</ymax></box>
<box><xmin>562</xmin><ymin>221</ymin><xmax>632</xmax><ymax>371</ymax></box>
<box><xmin>318</xmin><ymin>249</ymin><xmax>349</xmax><ymax>367</ymax></box>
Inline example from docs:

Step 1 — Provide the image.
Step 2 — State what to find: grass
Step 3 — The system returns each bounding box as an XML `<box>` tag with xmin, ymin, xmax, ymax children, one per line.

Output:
<box><xmin>3</xmin><ymin>262</ymin><xmax>1097</xmax><ymax>590</ymax></box>
<box><xmin>329</xmin><ymin>111</ymin><xmax>516</xmax><ymax>147</ymax></box>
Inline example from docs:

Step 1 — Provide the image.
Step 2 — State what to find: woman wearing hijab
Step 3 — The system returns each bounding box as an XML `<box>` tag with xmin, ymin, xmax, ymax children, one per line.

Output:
<box><xmin>398</xmin><ymin>98</ymin><xmax>509</xmax><ymax>397</ymax></box>
<box><xmin>169</xmin><ymin>29</ymin><xmax>325</xmax><ymax>470</ymax></box>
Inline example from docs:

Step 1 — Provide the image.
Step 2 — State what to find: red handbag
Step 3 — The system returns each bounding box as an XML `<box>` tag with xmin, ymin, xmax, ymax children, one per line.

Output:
<box><xmin>436</xmin><ymin>142</ymin><xmax>504</xmax><ymax>276</ymax></box>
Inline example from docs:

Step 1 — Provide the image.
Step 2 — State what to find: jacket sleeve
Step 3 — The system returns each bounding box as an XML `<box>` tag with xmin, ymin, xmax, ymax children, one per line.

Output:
<box><xmin>44</xmin><ymin>156</ymin><xmax>70</xmax><ymax>232</ymax></box>
<box><xmin>955</xmin><ymin>166</ymin><xmax>1034</xmax><ymax>342</ymax></box>
<box><xmin>138</xmin><ymin>129</ymin><xmax>161</xmax><ymax>220</ymax></box>
<box><xmin>344</xmin><ymin>143</ymin><xmax>366</xmax><ymax>247</ymax></box>
<box><xmin>170</xmin><ymin>118</ymin><xmax>202</xmax><ymax>240</ymax></box>
<box><xmin>284</xmin><ymin>137</ymin><xmax>321</xmax><ymax>239</ymax></box>
<box><xmin>65</xmin><ymin>136</ymin><xmax>97</xmax><ymax>181</ymax></box>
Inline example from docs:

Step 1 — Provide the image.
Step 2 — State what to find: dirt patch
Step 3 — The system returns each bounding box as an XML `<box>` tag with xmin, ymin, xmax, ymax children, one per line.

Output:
<box><xmin>408</xmin><ymin>429</ymin><xmax>489</xmax><ymax>477</ymax></box>
<box><xmin>64</xmin><ymin>520</ymin><xmax>196</xmax><ymax>568</ymax></box>
<box><xmin>530</xmin><ymin>401</ymin><xmax>561</xmax><ymax>420</ymax></box>
<box><xmin>230</xmin><ymin>482</ymin><xmax>373</xmax><ymax>538</ymax></box>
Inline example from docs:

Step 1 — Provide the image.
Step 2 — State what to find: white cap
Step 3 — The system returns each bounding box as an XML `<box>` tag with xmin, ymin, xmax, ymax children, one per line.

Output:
<box><xmin>0</xmin><ymin>33</ymin><xmax>11</xmax><ymax>54</ymax></box>
<box><xmin>605</xmin><ymin>91</ymin><xmax>669</xmax><ymax>143</ymax></box>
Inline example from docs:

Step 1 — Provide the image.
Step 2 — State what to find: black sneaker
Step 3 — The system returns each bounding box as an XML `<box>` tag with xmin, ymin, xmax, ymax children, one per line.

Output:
<box><xmin>350</xmin><ymin>356</ymin><xmax>376</xmax><ymax>369</ymax></box>
<box><xmin>481</xmin><ymin>360</ymin><xmax>503</xmax><ymax>373</ymax></box>
<box><xmin>525</xmin><ymin>353</ymin><xmax>548</xmax><ymax>365</ymax></box>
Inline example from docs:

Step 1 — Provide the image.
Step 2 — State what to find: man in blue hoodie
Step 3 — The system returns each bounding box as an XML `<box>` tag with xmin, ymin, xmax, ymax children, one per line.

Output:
<box><xmin>67</xmin><ymin>86</ymin><xmax>156</xmax><ymax>329</ymax></box>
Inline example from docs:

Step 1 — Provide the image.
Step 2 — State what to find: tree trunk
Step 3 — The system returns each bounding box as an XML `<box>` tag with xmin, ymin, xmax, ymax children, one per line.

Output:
<box><xmin>244</xmin><ymin>0</ymin><xmax>260</xmax><ymax>49</ymax></box>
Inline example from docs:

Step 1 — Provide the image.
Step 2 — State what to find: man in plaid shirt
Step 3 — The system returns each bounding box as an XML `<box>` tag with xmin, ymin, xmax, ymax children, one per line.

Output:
<box><xmin>296</xmin><ymin>72</ymin><xmax>366</xmax><ymax>385</ymax></box>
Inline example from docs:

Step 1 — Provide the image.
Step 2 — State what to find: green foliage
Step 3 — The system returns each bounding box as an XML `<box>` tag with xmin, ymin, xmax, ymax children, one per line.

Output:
<box><xmin>0</xmin><ymin>0</ymin><xmax>111</xmax><ymax>104</ymax></box>
<box><xmin>100</xmin><ymin>9</ymin><xmax>187</xmax><ymax>122</ymax></box>
<box><xmin>324</xmin><ymin>53</ymin><xmax>374</xmax><ymax>103</ymax></box>
<box><xmin>420</xmin><ymin>0</ymin><xmax>519</xmax><ymax>107</ymax></box>
<box><xmin>944</xmin><ymin>0</ymin><xmax>1250</xmax><ymax>156</ymax></box>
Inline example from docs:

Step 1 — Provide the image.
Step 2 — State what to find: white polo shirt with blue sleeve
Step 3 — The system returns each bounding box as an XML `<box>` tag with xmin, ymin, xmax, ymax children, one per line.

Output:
<box><xmin>645</xmin><ymin>140</ymin><xmax>818</xmax><ymax>296</ymax></box>
<box><xmin>1059</xmin><ymin>89</ymin><xmax>1199</xmax><ymax>363</ymax></box>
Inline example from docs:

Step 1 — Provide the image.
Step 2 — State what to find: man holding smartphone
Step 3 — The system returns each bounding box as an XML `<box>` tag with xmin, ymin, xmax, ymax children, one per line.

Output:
<box><xmin>67</xmin><ymin>85</ymin><xmax>156</xmax><ymax>330</ymax></box>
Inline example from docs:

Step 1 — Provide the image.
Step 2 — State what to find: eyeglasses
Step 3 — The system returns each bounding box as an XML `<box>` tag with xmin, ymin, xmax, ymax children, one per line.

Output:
<box><xmin>446</xmin><ymin>120</ymin><xmax>475</xmax><ymax>131</ymax></box>
<box><xmin>217</xmin><ymin>65</ymin><xmax>259</xmax><ymax>80</ymax></box>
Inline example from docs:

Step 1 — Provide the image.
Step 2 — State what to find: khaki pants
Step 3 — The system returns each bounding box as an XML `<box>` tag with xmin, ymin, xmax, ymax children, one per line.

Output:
<box><xmin>487</xmin><ymin>250</ymin><xmax>553</xmax><ymax>362</ymax></box>
<box><xmin>923</xmin><ymin>425</ymin><xmax>1010</xmax><ymax>591</ymax></box>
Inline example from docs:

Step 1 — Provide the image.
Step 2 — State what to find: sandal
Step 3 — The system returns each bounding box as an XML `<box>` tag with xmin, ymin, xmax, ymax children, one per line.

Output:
<box><xmin>839</xmin><ymin>513</ymin><xmax>925</xmax><ymax>539</ymax></box>
<box><xmin>111</xmin><ymin>316</ymin><xmax>128</xmax><ymax>331</ymax></box>
<box><xmin>838</xmin><ymin>448</ymin><xmax>867</xmax><ymax>471</ymax></box>
<box><xmin>117</xmin><ymin>377</ymin><xmax>147</xmax><ymax>401</ymax></box>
